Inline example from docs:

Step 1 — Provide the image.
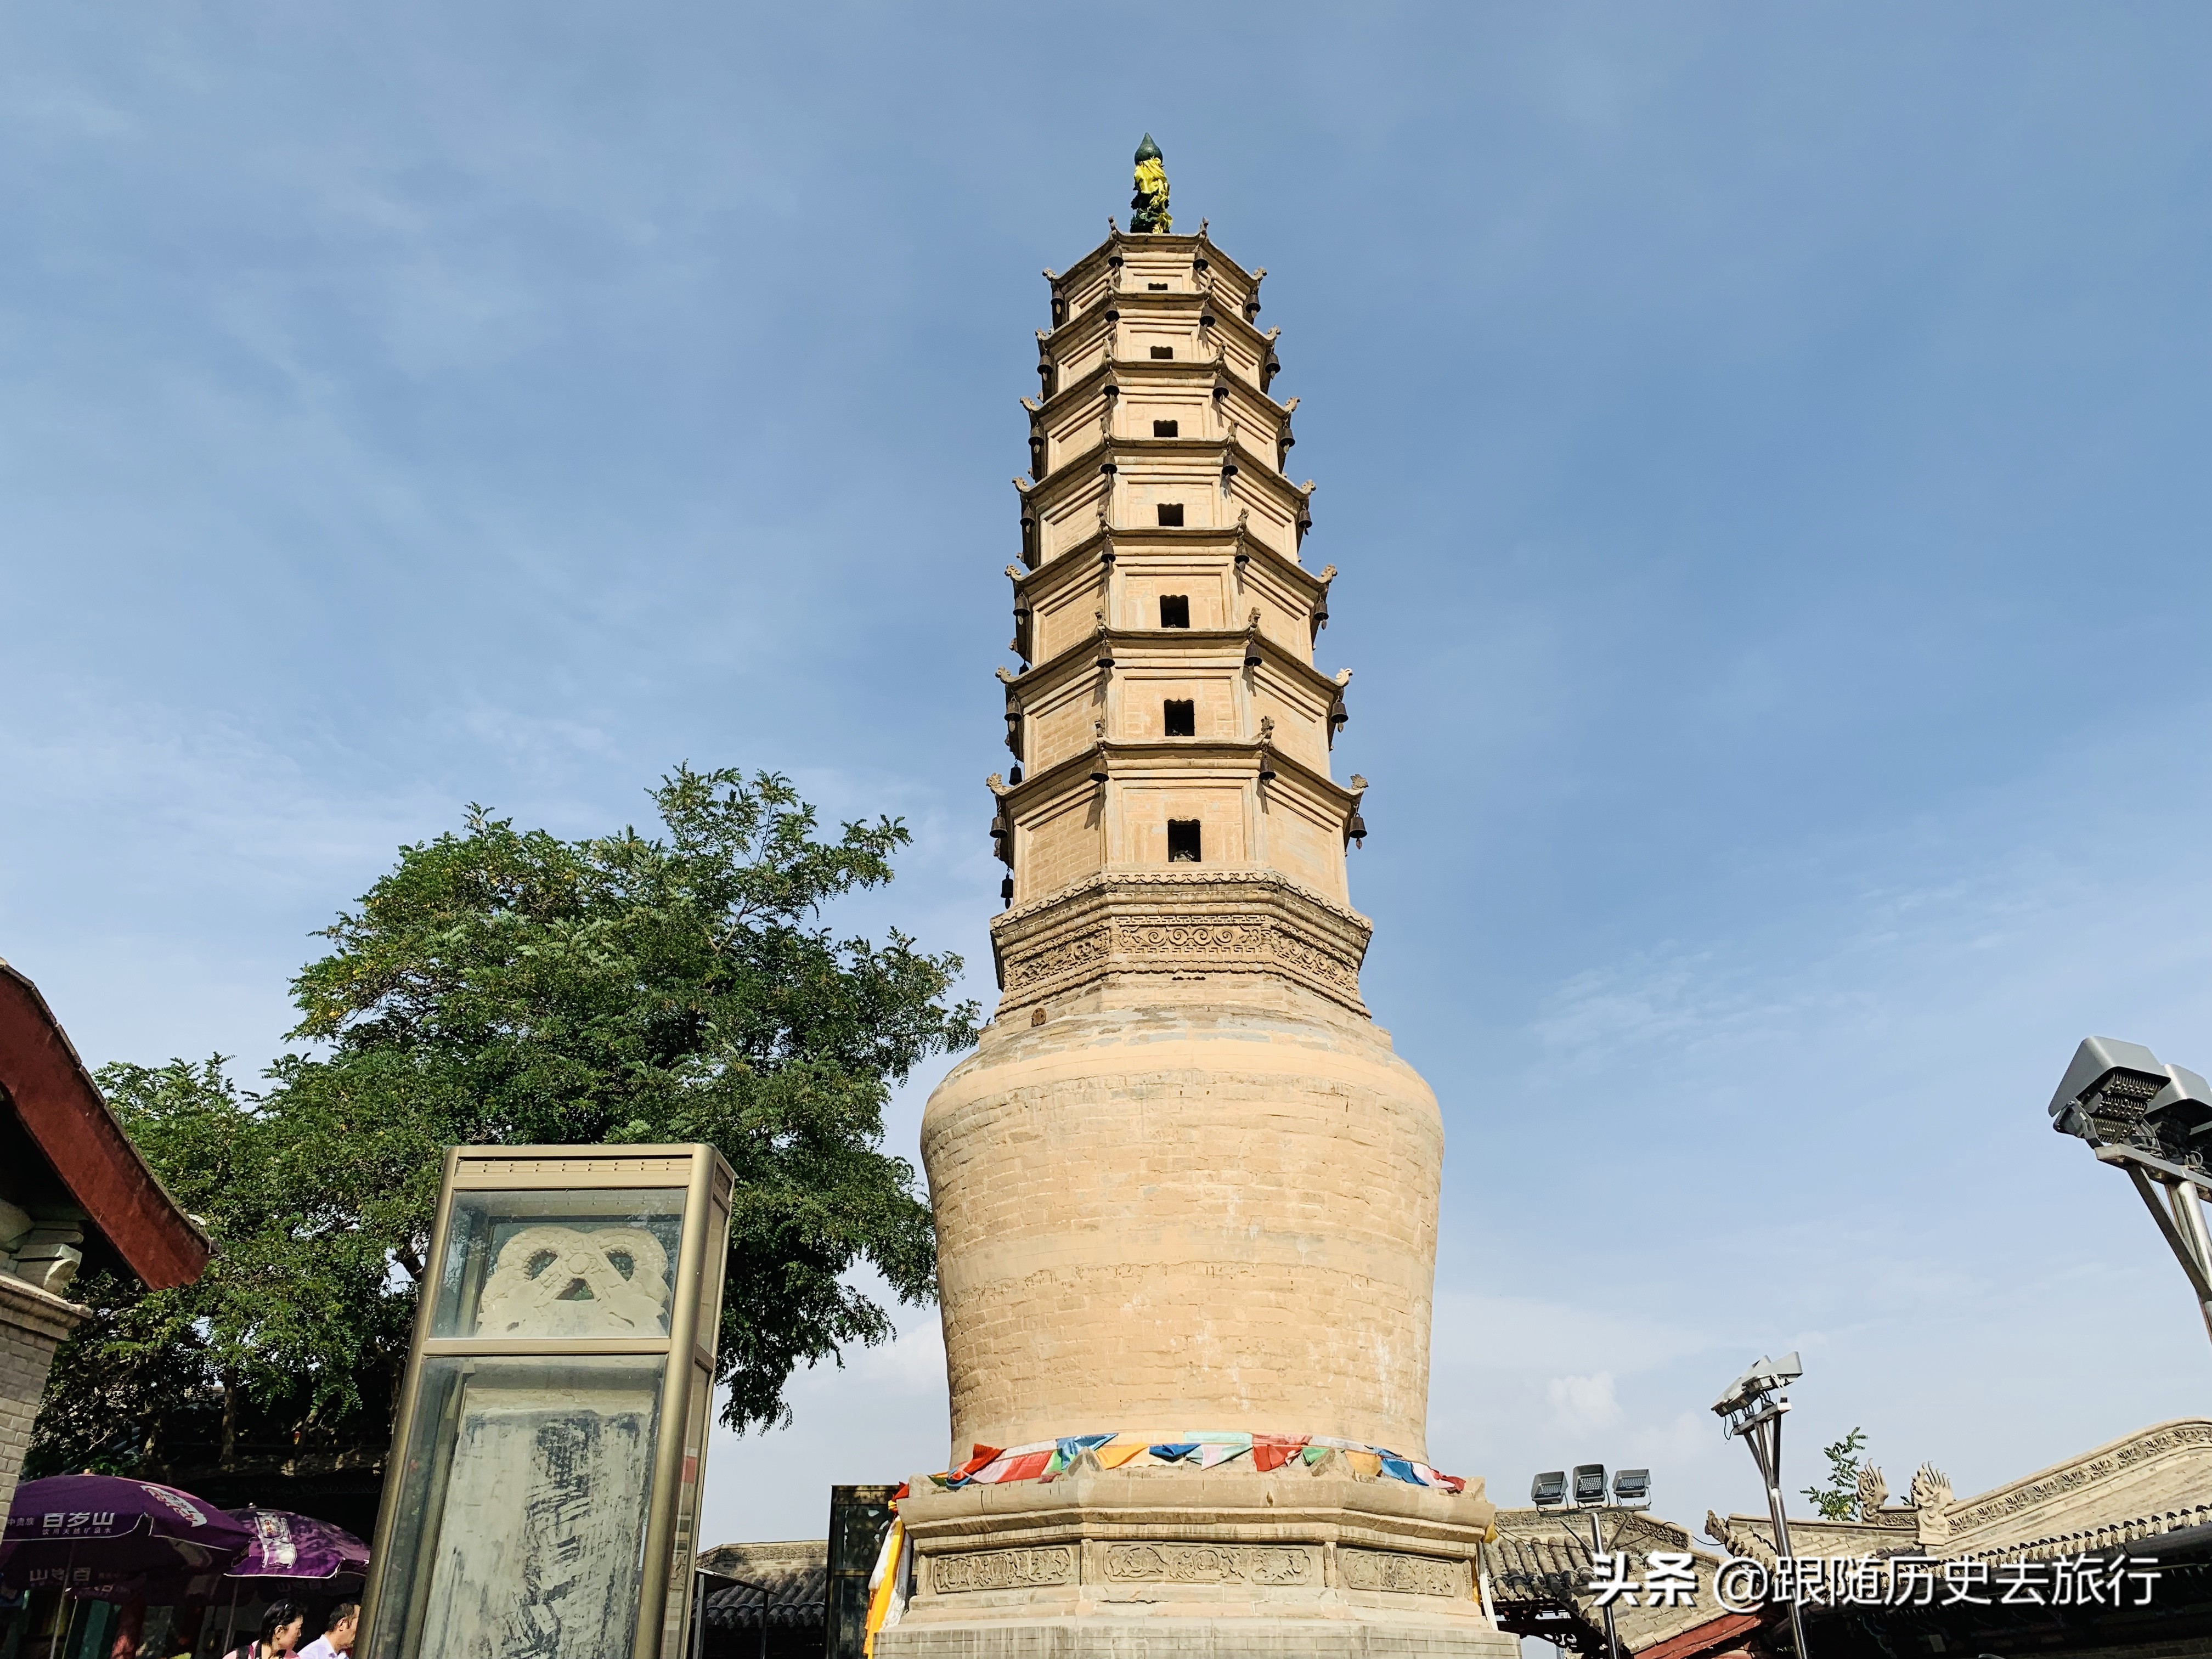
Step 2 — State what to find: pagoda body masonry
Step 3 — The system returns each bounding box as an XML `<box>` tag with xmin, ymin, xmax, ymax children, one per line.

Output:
<box><xmin>881</xmin><ymin>144</ymin><xmax>1512</xmax><ymax>1658</ymax></box>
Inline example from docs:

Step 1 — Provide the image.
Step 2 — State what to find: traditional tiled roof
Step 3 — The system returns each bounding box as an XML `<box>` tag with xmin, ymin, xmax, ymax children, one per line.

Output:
<box><xmin>1489</xmin><ymin>1508</ymin><xmax>1737</xmax><ymax>1655</ymax></box>
<box><xmin>699</xmin><ymin>1539</ymin><xmax>828</xmax><ymax>1632</ymax></box>
<box><xmin>1715</xmin><ymin>1417</ymin><xmax>2212</xmax><ymax>1567</ymax></box>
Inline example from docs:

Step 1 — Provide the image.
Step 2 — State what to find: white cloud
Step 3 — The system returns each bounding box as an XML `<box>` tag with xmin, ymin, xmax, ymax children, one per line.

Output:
<box><xmin>1548</xmin><ymin>1372</ymin><xmax>1623</xmax><ymax>1430</ymax></box>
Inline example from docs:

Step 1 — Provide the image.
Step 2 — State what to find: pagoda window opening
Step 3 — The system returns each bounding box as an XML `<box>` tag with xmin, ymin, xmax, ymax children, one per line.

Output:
<box><xmin>1163</xmin><ymin>699</ymin><xmax>1195</xmax><ymax>737</ymax></box>
<box><xmin>1167</xmin><ymin>820</ymin><xmax>1201</xmax><ymax>862</ymax></box>
<box><xmin>1157</xmin><ymin>504</ymin><xmax>1184</xmax><ymax>527</ymax></box>
<box><xmin>1153</xmin><ymin>419</ymin><xmax>1180</xmax><ymax>438</ymax></box>
<box><xmin>1149</xmin><ymin>346</ymin><xmax>1174</xmax><ymax>359</ymax></box>
<box><xmin>1159</xmin><ymin>595</ymin><xmax>1190</xmax><ymax>628</ymax></box>
<box><xmin>1146</xmin><ymin>282</ymin><xmax>1169</xmax><ymax>291</ymax></box>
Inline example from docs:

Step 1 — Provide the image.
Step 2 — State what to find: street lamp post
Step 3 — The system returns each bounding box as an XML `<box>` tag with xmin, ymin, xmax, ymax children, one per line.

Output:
<box><xmin>2047</xmin><ymin>1036</ymin><xmax>2212</xmax><ymax>1343</ymax></box>
<box><xmin>1531</xmin><ymin>1462</ymin><xmax>1651</xmax><ymax>1659</ymax></box>
<box><xmin>1712</xmin><ymin>1352</ymin><xmax>1809</xmax><ymax>1659</ymax></box>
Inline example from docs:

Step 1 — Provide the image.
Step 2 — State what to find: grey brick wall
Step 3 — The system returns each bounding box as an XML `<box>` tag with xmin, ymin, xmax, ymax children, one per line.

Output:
<box><xmin>0</xmin><ymin>1273</ymin><xmax>89</xmax><ymax>1513</ymax></box>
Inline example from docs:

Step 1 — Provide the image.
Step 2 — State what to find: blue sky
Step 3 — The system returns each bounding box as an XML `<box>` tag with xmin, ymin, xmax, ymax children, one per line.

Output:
<box><xmin>5</xmin><ymin>3</ymin><xmax>2210</xmax><ymax>1547</ymax></box>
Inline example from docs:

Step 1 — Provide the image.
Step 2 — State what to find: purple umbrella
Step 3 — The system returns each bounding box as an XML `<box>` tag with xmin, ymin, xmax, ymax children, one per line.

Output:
<box><xmin>0</xmin><ymin>1475</ymin><xmax>252</xmax><ymax>1596</ymax></box>
<box><xmin>225</xmin><ymin>1508</ymin><xmax>369</xmax><ymax>1584</ymax></box>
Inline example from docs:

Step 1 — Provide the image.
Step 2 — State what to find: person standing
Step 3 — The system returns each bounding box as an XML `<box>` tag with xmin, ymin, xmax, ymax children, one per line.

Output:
<box><xmin>225</xmin><ymin>1602</ymin><xmax>305</xmax><ymax>1659</ymax></box>
<box><xmin>297</xmin><ymin>1604</ymin><xmax>357</xmax><ymax>1659</ymax></box>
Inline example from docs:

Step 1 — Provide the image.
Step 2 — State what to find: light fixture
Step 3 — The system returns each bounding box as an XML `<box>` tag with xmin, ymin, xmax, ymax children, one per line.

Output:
<box><xmin>1713</xmin><ymin>1353</ymin><xmax>1810</xmax><ymax>1659</ymax></box>
<box><xmin>2050</xmin><ymin>1036</ymin><xmax>2212</xmax><ymax>1343</ymax></box>
<box><xmin>1536</xmin><ymin>1457</ymin><xmax>1651</xmax><ymax>1659</ymax></box>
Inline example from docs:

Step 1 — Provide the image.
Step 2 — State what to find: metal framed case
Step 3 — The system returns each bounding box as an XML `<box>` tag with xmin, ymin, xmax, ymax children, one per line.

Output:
<box><xmin>359</xmin><ymin>1144</ymin><xmax>735</xmax><ymax>1659</ymax></box>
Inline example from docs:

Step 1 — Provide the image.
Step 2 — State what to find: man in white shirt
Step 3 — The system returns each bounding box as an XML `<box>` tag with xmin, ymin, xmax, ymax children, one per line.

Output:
<box><xmin>297</xmin><ymin>1604</ymin><xmax>357</xmax><ymax>1659</ymax></box>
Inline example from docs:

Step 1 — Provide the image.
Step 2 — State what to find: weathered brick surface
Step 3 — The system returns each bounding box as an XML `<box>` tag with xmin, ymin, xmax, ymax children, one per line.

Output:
<box><xmin>0</xmin><ymin>1274</ymin><xmax>89</xmax><ymax>1513</ymax></box>
<box><xmin>923</xmin><ymin>988</ymin><xmax>1442</xmax><ymax>1463</ymax></box>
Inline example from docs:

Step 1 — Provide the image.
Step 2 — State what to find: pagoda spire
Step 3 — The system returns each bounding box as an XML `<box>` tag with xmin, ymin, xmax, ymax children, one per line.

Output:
<box><xmin>1130</xmin><ymin>133</ymin><xmax>1170</xmax><ymax>233</ymax></box>
<box><xmin>989</xmin><ymin>214</ymin><xmax>1369</xmax><ymax>1014</ymax></box>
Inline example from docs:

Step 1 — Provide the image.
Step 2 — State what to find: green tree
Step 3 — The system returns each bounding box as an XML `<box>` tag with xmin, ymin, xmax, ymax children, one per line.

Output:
<box><xmin>31</xmin><ymin>766</ymin><xmax>977</xmax><ymax>1485</ymax></box>
<box><xmin>1802</xmin><ymin>1426</ymin><xmax>1869</xmax><ymax>1520</ymax></box>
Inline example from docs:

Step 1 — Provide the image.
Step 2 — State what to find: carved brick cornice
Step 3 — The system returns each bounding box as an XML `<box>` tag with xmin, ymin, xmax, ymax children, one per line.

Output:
<box><xmin>1043</xmin><ymin>289</ymin><xmax>1277</xmax><ymax>364</ymax></box>
<box><xmin>1051</xmin><ymin>230</ymin><xmax>1265</xmax><ymax>311</ymax></box>
<box><xmin>1011</xmin><ymin>521</ymin><xmax>1326</xmax><ymax>606</ymax></box>
<box><xmin>1007</xmin><ymin>626</ymin><xmax>1348</xmax><ymax>712</ymax></box>
<box><xmin>1019</xmin><ymin>432</ymin><xmax>1310</xmax><ymax>522</ymax></box>
<box><xmin>990</xmin><ymin>868</ymin><xmax>1372</xmax><ymax>1015</ymax></box>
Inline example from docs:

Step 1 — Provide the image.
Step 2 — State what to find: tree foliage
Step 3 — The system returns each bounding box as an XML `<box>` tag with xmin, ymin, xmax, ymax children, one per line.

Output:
<box><xmin>31</xmin><ymin>767</ymin><xmax>977</xmax><ymax>1478</ymax></box>
<box><xmin>1802</xmin><ymin>1426</ymin><xmax>1869</xmax><ymax>1520</ymax></box>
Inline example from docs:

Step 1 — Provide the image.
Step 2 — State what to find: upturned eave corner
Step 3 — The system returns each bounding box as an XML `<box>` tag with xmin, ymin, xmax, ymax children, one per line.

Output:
<box><xmin>1048</xmin><ymin>227</ymin><xmax>1265</xmax><ymax>299</ymax></box>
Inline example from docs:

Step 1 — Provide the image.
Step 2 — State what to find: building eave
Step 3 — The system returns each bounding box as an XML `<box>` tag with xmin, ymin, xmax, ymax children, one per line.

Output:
<box><xmin>1009</xmin><ymin>523</ymin><xmax>1325</xmax><ymax>605</ymax></box>
<box><xmin>1005</xmin><ymin>624</ymin><xmax>1347</xmax><ymax>708</ymax></box>
<box><xmin>1051</xmin><ymin>230</ymin><xmax>1263</xmax><ymax>303</ymax></box>
<box><xmin>0</xmin><ymin>960</ymin><xmax>212</xmax><ymax>1290</ymax></box>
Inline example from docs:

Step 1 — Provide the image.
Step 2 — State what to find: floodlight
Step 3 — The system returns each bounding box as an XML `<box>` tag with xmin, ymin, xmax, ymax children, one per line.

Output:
<box><xmin>1530</xmin><ymin>1470</ymin><xmax>1567</xmax><ymax>1509</ymax></box>
<box><xmin>2047</xmin><ymin>1036</ymin><xmax>2168</xmax><ymax>1146</ymax></box>
<box><xmin>1571</xmin><ymin>1464</ymin><xmax>1608</xmax><ymax>1508</ymax></box>
<box><xmin>1611</xmin><ymin>1469</ymin><xmax>1650</xmax><ymax>1509</ymax></box>
<box><xmin>1712</xmin><ymin>1353</ymin><xmax>1811</xmax><ymax>1659</ymax></box>
<box><xmin>2143</xmin><ymin>1065</ymin><xmax>2212</xmax><ymax>1148</ymax></box>
<box><xmin>1711</xmin><ymin>1350</ymin><xmax>1801</xmax><ymax>1418</ymax></box>
<box><xmin>2048</xmin><ymin>1037</ymin><xmax>2212</xmax><ymax>1351</ymax></box>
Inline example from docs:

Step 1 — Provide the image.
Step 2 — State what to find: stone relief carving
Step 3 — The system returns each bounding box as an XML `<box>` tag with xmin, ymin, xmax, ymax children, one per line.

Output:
<box><xmin>1338</xmin><ymin>1549</ymin><xmax>1471</xmax><ymax>1598</ymax></box>
<box><xmin>1269</xmin><ymin>928</ymin><xmax>1359</xmax><ymax>988</ymax></box>
<box><xmin>1004</xmin><ymin>916</ymin><xmax>1363</xmax><ymax>998</ymax></box>
<box><xmin>1948</xmin><ymin>1423</ymin><xmax>2212</xmax><ymax>1531</ymax></box>
<box><xmin>994</xmin><ymin>871</ymin><xmax>1374</xmax><ymax>1011</ymax></box>
<box><xmin>474</xmin><ymin>1226</ymin><xmax>670</xmax><ymax>1339</ymax></box>
<box><xmin>1100</xmin><ymin>1543</ymin><xmax>1317</xmax><ymax>1586</ymax></box>
<box><xmin>932</xmin><ymin>1548</ymin><xmax>1075</xmax><ymax>1594</ymax></box>
<box><xmin>1117</xmin><ymin>918</ymin><xmax>1270</xmax><ymax>957</ymax></box>
<box><xmin>1005</xmin><ymin>930</ymin><xmax>1112</xmax><ymax>989</ymax></box>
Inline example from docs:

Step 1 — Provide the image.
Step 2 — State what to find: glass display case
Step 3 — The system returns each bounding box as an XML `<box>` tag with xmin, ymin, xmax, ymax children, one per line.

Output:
<box><xmin>360</xmin><ymin>1146</ymin><xmax>734</xmax><ymax>1659</ymax></box>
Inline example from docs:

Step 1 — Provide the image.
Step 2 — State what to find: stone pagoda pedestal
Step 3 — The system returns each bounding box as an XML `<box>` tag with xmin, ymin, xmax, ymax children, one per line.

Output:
<box><xmin>881</xmin><ymin>170</ymin><xmax>1514</xmax><ymax>1659</ymax></box>
<box><xmin>889</xmin><ymin>1467</ymin><xmax>1506</xmax><ymax>1658</ymax></box>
